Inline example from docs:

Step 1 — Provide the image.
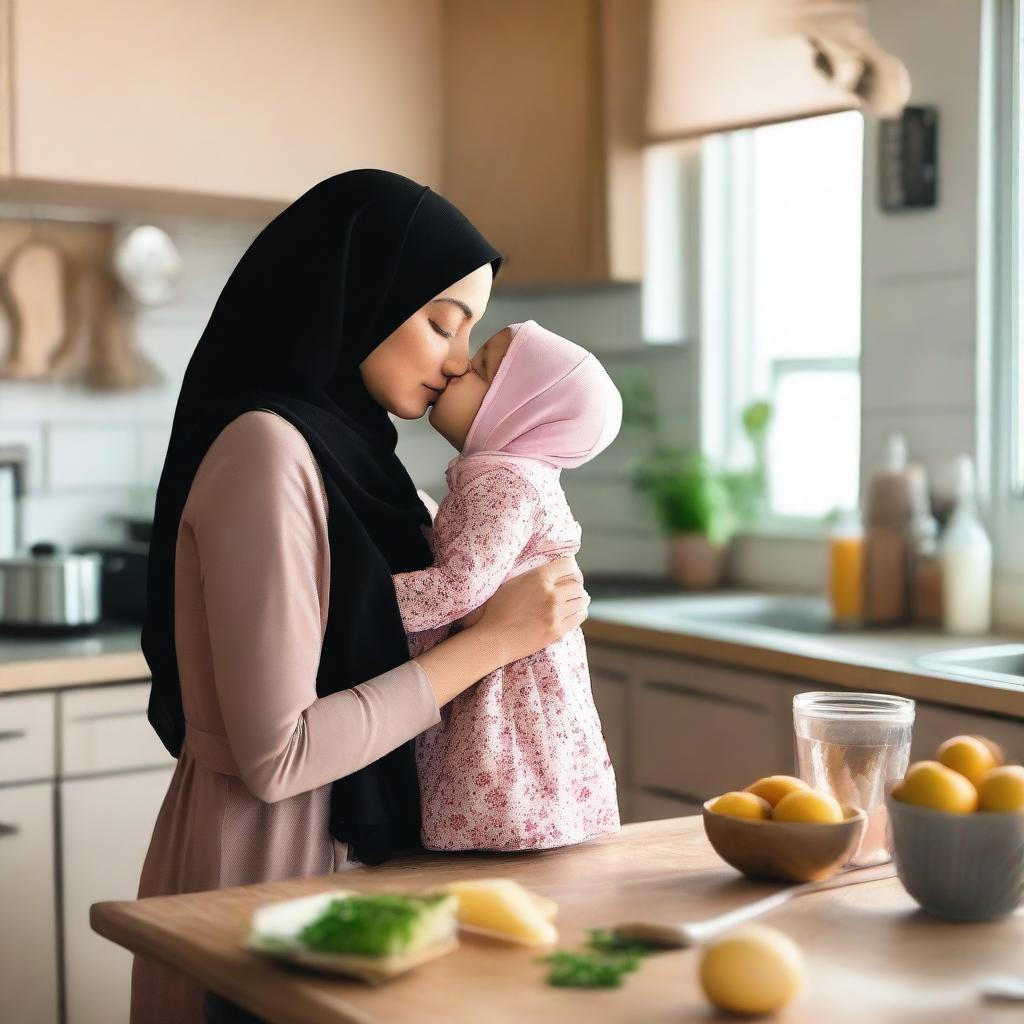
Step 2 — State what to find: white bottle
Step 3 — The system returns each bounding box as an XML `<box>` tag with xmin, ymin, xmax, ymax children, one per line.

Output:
<box><xmin>940</xmin><ymin>455</ymin><xmax>992</xmax><ymax>635</ymax></box>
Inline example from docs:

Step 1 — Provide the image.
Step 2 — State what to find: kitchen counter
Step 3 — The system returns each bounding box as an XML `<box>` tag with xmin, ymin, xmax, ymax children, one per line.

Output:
<box><xmin>91</xmin><ymin>815</ymin><xmax>1024</xmax><ymax>1023</ymax></box>
<box><xmin>0</xmin><ymin>622</ymin><xmax>147</xmax><ymax>694</ymax></box>
<box><xmin>584</xmin><ymin>590</ymin><xmax>1024</xmax><ymax>718</ymax></box>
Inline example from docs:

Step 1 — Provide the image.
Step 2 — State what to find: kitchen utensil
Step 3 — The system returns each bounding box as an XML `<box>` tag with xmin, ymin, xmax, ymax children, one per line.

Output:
<box><xmin>611</xmin><ymin>860</ymin><xmax>896</xmax><ymax>949</ymax></box>
<box><xmin>794</xmin><ymin>691</ymin><xmax>914</xmax><ymax>866</ymax></box>
<box><xmin>0</xmin><ymin>541</ymin><xmax>103</xmax><ymax>633</ymax></box>
<box><xmin>0</xmin><ymin>238</ymin><xmax>69</xmax><ymax>379</ymax></box>
<box><xmin>72</xmin><ymin>541</ymin><xmax>148</xmax><ymax>623</ymax></box>
<box><xmin>887</xmin><ymin>793</ymin><xmax>1024</xmax><ymax>921</ymax></box>
<box><xmin>980</xmin><ymin>976</ymin><xmax>1024</xmax><ymax>1002</ymax></box>
<box><xmin>703</xmin><ymin>800</ymin><xmax>867</xmax><ymax>882</ymax></box>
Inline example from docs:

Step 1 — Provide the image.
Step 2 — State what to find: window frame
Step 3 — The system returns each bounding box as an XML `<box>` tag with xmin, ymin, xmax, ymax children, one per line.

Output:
<box><xmin>696</xmin><ymin>117</ymin><xmax>865</xmax><ymax>534</ymax></box>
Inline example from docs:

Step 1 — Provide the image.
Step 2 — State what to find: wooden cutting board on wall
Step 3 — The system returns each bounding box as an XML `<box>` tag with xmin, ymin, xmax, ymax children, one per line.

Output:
<box><xmin>0</xmin><ymin>218</ymin><xmax>158</xmax><ymax>388</ymax></box>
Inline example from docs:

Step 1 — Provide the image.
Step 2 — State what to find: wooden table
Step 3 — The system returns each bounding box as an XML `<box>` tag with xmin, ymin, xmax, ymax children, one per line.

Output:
<box><xmin>92</xmin><ymin>817</ymin><xmax>1024</xmax><ymax>1023</ymax></box>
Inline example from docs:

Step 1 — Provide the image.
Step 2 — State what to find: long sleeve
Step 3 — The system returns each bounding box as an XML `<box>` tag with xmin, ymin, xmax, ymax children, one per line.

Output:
<box><xmin>392</xmin><ymin>465</ymin><xmax>541</xmax><ymax>633</ymax></box>
<box><xmin>187</xmin><ymin>411</ymin><xmax>440</xmax><ymax>804</ymax></box>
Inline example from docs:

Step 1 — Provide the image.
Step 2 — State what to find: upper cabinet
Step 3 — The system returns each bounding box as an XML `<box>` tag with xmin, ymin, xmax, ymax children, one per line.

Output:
<box><xmin>0</xmin><ymin>0</ymin><xmax>444</xmax><ymax>216</ymax></box>
<box><xmin>441</xmin><ymin>0</ymin><xmax>647</xmax><ymax>288</ymax></box>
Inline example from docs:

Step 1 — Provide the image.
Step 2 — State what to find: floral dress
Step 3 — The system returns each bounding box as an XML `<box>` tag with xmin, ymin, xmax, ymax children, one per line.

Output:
<box><xmin>393</xmin><ymin>456</ymin><xmax>620</xmax><ymax>851</ymax></box>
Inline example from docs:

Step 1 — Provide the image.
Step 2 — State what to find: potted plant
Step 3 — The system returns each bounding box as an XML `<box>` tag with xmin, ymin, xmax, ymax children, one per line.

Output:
<box><xmin>633</xmin><ymin>448</ymin><xmax>736</xmax><ymax>589</ymax></box>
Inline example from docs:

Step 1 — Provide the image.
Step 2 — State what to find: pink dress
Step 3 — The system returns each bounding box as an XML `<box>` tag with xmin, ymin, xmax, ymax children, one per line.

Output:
<box><xmin>392</xmin><ymin>456</ymin><xmax>620</xmax><ymax>851</ymax></box>
<box><xmin>130</xmin><ymin>410</ymin><xmax>442</xmax><ymax>1024</ymax></box>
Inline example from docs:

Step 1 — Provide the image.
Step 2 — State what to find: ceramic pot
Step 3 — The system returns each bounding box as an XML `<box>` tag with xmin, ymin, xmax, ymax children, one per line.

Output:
<box><xmin>667</xmin><ymin>534</ymin><xmax>726</xmax><ymax>589</ymax></box>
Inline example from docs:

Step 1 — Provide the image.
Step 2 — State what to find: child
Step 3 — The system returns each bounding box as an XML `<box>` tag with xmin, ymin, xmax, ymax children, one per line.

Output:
<box><xmin>392</xmin><ymin>319</ymin><xmax>622</xmax><ymax>851</ymax></box>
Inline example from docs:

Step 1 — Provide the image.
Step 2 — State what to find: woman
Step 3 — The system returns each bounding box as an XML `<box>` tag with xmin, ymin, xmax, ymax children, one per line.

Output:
<box><xmin>131</xmin><ymin>170</ymin><xmax>588</xmax><ymax>1024</ymax></box>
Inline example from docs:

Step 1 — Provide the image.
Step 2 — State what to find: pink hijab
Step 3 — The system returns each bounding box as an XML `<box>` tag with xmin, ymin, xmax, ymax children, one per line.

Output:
<box><xmin>450</xmin><ymin>320</ymin><xmax>622</xmax><ymax>484</ymax></box>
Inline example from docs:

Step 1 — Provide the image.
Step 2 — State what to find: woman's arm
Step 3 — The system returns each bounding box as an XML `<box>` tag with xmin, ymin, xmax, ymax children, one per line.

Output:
<box><xmin>191</xmin><ymin>413</ymin><xmax>442</xmax><ymax>803</ymax></box>
<box><xmin>190</xmin><ymin>412</ymin><xmax>587</xmax><ymax>804</ymax></box>
<box><xmin>393</xmin><ymin>466</ymin><xmax>540</xmax><ymax>633</ymax></box>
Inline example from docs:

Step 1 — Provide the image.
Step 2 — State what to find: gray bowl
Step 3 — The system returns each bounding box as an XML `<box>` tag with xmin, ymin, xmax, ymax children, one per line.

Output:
<box><xmin>887</xmin><ymin>793</ymin><xmax>1024</xmax><ymax>921</ymax></box>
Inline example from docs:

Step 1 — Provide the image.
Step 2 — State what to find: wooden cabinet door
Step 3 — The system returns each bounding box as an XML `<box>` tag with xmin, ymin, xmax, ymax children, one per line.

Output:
<box><xmin>630</xmin><ymin>654</ymin><xmax>794</xmax><ymax>803</ymax></box>
<box><xmin>442</xmin><ymin>0</ymin><xmax>644</xmax><ymax>287</ymax></box>
<box><xmin>0</xmin><ymin>782</ymin><xmax>59</xmax><ymax>1024</ymax></box>
<box><xmin>629</xmin><ymin>786</ymin><xmax>703</xmax><ymax>824</ymax></box>
<box><xmin>588</xmin><ymin>652</ymin><xmax>631</xmax><ymax>821</ymax></box>
<box><xmin>6</xmin><ymin>0</ymin><xmax>440</xmax><ymax>202</ymax></box>
<box><xmin>910</xmin><ymin>703</ymin><xmax>1024</xmax><ymax>765</ymax></box>
<box><xmin>60</xmin><ymin>767</ymin><xmax>173</xmax><ymax>1024</ymax></box>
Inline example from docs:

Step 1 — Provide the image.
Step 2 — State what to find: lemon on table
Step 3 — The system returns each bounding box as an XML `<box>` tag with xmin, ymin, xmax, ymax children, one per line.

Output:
<box><xmin>773</xmin><ymin>788</ymin><xmax>844</xmax><ymax>824</ymax></box>
<box><xmin>977</xmin><ymin>765</ymin><xmax>1024</xmax><ymax>813</ymax></box>
<box><xmin>699</xmin><ymin>924</ymin><xmax>806</xmax><ymax>1016</ymax></box>
<box><xmin>708</xmin><ymin>792</ymin><xmax>772</xmax><ymax>820</ymax></box>
<box><xmin>891</xmin><ymin>760</ymin><xmax>978</xmax><ymax>814</ymax></box>
<box><xmin>744</xmin><ymin>775</ymin><xmax>810</xmax><ymax>808</ymax></box>
<box><xmin>936</xmin><ymin>735</ymin><xmax>999</xmax><ymax>786</ymax></box>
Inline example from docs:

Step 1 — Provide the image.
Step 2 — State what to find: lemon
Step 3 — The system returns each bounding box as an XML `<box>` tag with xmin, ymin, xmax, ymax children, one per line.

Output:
<box><xmin>708</xmin><ymin>791</ymin><xmax>772</xmax><ymax>820</ymax></box>
<box><xmin>891</xmin><ymin>760</ymin><xmax>977</xmax><ymax>814</ymax></box>
<box><xmin>969</xmin><ymin>734</ymin><xmax>1006</xmax><ymax>767</ymax></box>
<box><xmin>936</xmin><ymin>735</ymin><xmax>998</xmax><ymax>786</ymax></box>
<box><xmin>744</xmin><ymin>775</ymin><xmax>810</xmax><ymax>808</ymax></box>
<box><xmin>699</xmin><ymin>924</ymin><xmax>806</xmax><ymax>1016</ymax></box>
<box><xmin>773</xmin><ymin>788</ymin><xmax>844</xmax><ymax>824</ymax></box>
<box><xmin>977</xmin><ymin>765</ymin><xmax>1024</xmax><ymax>813</ymax></box>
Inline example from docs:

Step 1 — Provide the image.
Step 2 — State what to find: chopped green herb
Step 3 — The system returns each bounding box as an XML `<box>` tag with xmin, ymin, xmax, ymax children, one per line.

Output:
<box><xmin>537</xmin><ymin>949</ymin><xmax>641</xmax><ymax>988</ymax></box>
<box><xmin>536</xmin><ymin>928</ymin><xmax>660</xmax><ymax>989</ymax></box>
<box><xmin>298</xmin><ymin>892</ymin><xmax>454</xmax><ymax>958</ymax></box>
<box><xmin>585</xmin><ymin>928</ymin><xmax>660</xmax><ymax>957</ymax></box>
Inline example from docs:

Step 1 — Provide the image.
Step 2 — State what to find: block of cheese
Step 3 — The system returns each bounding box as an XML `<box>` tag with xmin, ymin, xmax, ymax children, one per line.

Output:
<box><xmin>442</xmin><ymin>878</ymin><xmax>558</xmax><ymax>946</ymax></box>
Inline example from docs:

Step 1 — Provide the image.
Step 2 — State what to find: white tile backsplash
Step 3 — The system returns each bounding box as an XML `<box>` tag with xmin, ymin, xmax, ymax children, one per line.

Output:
<box><xmin>48</xmin><ymin>424</ymin><xmax>139</xmax><ymax>490</ymax></box>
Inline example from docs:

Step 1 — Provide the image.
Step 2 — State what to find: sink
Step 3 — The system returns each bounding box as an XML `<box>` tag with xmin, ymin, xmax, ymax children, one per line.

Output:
<box><xmin>917</xmin><ymin>645</ymin><xmax>1024</xmax><ymax>687</ymax></box>
<box><xmin>667</xmin><ymin>594</ymin><xmax>835</xmax><ymax>635</ymax></box>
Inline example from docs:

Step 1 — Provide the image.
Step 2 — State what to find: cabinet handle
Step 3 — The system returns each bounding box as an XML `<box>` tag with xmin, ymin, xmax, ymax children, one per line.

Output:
<box><xmin>71</xmin><ymin>709</ymin><xmax>148</xmax><ymax>723</ymax></box>
<box><xmin>0</xmin><ymin>822</ymin><xmax>18</xmax><ymax>838</ymax></box>
<box><xmin>0</xmin><ymin>729</ymin><xmax>26</xmax><ymax>742</ymax></box>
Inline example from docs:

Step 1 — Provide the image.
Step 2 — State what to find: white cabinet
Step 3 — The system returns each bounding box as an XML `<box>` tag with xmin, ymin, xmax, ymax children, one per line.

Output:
<box><xmin>0</xmin><ymin>781</ymin><xmax>59</xmax><ymax>1024</ymax></box>
<box><xmin>57</xmin><ymin>682</ymin><xmax>174</xmax><ymax>1024</ymax></box>
<box><xmin>60</xmin><ymin>768</ymin><xmax>173</xmax><ymax>1024</ymax></box>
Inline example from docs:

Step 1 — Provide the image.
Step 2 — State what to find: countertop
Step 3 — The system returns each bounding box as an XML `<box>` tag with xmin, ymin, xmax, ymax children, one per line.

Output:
<box><xmin>0</xmin><ymin>622</ymin><xmax>147</xmax><ymax>695</ymax></box>
<box><xmin>90</xmin><ymin>815</ymin><xmax>1024</xmax><ymax>1023</ymax></box>
<box><xmin>584</xmin><ymin>588</ymin><xmax>1024</xmax><ymax>719</ymax></box>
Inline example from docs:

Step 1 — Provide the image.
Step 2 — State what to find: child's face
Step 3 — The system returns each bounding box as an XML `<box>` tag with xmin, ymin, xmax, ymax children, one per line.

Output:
<box><xmin>428</xmin><ymin>326</ymin><xmax>514</xmax><ymax>450</ymax></box>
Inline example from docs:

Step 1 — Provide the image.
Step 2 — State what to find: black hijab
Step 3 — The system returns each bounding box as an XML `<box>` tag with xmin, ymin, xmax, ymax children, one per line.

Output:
<box><xmin>142</xmin><ymin>169</ymin><xmax>502</xmax><ymax>865</ymax></box>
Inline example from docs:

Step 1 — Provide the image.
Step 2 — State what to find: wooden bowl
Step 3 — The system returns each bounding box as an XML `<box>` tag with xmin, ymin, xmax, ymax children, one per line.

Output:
<box><xmin>702</xmin><ymin>800</ymin><xmax>867</xmax><ymax>883</ymax></box>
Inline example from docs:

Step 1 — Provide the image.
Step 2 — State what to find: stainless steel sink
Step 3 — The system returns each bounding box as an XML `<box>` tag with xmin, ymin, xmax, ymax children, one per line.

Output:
<box><xmin>668</xmin><ymin>594</ymin><xmax>835</xmax><ymax>635</ymax></box>
<box><xmin>917</xmin><ymin>645</ymin><xmax>1024</xmax><ymax>687</ymax></box>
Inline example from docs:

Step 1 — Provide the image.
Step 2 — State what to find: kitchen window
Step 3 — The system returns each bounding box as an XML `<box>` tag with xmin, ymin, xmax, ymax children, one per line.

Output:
<box><xmin>645</xmin><ymin>111</ymin><xmax>865</xmax><ymax>527</ymax></box>
<box><xmin>984</xmin><ymin>0</ymin><xmax>1024</xmax><ymax>579</ymax></box>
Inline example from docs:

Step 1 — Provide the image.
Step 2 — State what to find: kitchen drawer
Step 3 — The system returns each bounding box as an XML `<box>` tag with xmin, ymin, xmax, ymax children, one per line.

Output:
<box><xmin>632</xmin><ymin>678</ymin><xmax>779</xmax><ymax>801</ymax></box>
<box><xmin>629</xmin><ymin>786</ymin><xmax>703</xmax><ymax>824</ymax></box>
<box><xmin>61</xmin><ymin>682</ymin><xmax>172</xmax><ymax>777</ymax></box>
<box><xmin>910</xmin><ymin>702</ymin><xmax>1024</xmax><ymax>765</ymax></box>
<box><xmin>0</xmin><ymin>692</ymin><xmax>55</xmax><ymax>785</ymax></box>
<box><xmin>0</xmin><ymin>781</ymin><xmax>59</xmax><ymax>1024</ymax></box>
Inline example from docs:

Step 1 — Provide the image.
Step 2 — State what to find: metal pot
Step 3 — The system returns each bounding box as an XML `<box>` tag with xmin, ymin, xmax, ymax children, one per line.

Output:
<box><xmin>0</xmin><ymin>541</ymin><xmax>103</xmax><ymax>633</ymax></box>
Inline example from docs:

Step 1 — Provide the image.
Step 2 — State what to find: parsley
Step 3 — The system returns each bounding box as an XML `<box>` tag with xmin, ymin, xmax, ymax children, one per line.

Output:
<box><xmin>536</xmin><ymin>929</ymin><xmax>659</xmax><ymax>989</ymax></box>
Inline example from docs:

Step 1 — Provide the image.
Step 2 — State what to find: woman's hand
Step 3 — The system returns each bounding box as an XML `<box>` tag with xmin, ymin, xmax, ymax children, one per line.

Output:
<box><xmin>414</xmin><ymin>557</ymin><xmax>588</xmax><ymax>708</ymax></box>
<box><xmin>473</xmin><ymin>556</ymin><xmax>589</xmax><ymax>663</ymax></box>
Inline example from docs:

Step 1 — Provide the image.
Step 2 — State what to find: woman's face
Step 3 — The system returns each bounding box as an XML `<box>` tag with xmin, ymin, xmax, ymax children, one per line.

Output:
<box><xmin>359</xmin><ymin>263</ymin><xmax>494</xmax><ymax>419</ymax></box>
